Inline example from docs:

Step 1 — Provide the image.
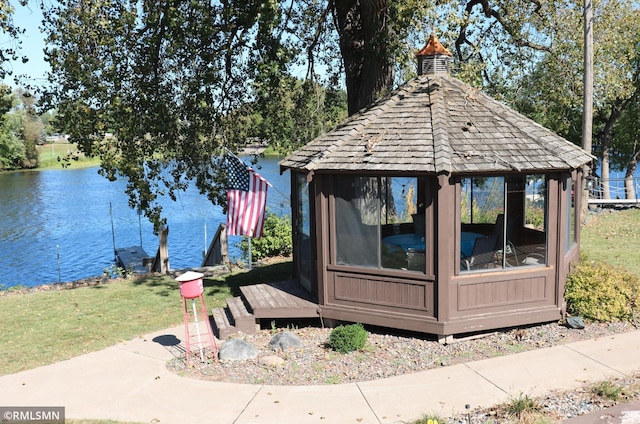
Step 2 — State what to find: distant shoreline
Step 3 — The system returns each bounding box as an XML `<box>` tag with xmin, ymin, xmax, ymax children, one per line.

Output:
<box><xmin>0</xmin><ymin>142</ymin><xmax>274</xmax><ymax>174</ymax></box>
<box><xmin>240</xmin><ymin>143</ymin><xmax>268</xmax><ymax>156</ymax></box>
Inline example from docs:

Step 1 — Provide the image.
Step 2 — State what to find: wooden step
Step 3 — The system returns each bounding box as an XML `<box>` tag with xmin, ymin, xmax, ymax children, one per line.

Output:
<box><xmin>211</xmin><ymin>307</ymin><xmax>235</xmax><ymax>340</ymax></box>
<box><xmin>211</xmin><ymin>297</ymin><xmax>259</xmax><ymax>340</ymax></box>
<box><xmin>213</xmin><ymin>282</ymin><xmax>319</xmax><ymax>340</ymax></box>
<box><xmin>226</xmin><ymin>296</ymin><xmax>257</xmax><ymax>334</ymax></box>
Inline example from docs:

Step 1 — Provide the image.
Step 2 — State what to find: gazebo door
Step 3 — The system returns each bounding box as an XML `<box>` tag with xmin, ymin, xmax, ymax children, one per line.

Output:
<box><xmin>295</xmin><ymin>173</ymin><xmax>313</xmax><ymax>293</ymax></box>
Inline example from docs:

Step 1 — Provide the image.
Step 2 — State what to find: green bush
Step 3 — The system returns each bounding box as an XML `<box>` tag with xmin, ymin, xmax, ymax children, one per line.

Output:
<box><xmin>327</xmin><ymin>323</ymin><xmax>368</xmax><ymax>353</ymax></box>
<box><xmin>525</xmin><ymin>207</ymin><xmax>545</xmax><ymax>230</ymax></box>
<box><xmin>238</xmin><ymin>211</ymin><xmax>292</xmax><ymax>261</ymax></box>
<box><xmin>591</xmin><ymin>380</ymin><xmax>623</xmax><ymax>401</ymax></box>
<box><xmin>565</xmin><ymin>261</ymin><xmax>639</xmax><ymax>322</ymax></box>
<box><xmin>507</xmin><ymin>392</ymin><xmax>540</xmax><ymax>419</ymax></box>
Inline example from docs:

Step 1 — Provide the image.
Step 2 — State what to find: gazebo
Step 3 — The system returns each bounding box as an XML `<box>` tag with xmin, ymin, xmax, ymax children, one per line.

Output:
<box><xmin>278</xmin><ymin>34</ymin><xmax>593</xmax><ymax>340</ymax></box>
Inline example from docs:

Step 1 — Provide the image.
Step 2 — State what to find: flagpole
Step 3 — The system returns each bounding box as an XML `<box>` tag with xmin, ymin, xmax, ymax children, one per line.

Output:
<box><xmin>224</xmin><ymin>149</ymin><xmax>268</xmax><ymax>272</ymax></box>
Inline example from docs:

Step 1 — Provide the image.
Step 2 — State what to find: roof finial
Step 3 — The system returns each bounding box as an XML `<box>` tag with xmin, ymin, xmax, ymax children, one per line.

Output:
<box><xmin>416</xmin><ymin>33</ymin><xmax>452</xmax><ymax>76</ymax></box>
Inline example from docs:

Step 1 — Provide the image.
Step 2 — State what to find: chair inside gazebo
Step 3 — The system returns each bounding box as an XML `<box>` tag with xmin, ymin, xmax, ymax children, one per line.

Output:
<box><xmin>459</xmin><ymin>175</ymin><xmax>548</xmax><ymax>270</ymax></box>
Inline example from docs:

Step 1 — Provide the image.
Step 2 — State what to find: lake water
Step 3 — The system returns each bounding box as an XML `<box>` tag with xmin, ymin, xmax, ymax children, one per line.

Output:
<box><xmin>4</xmin><ymin>157</ymin><xmax>639</xmax><ymax>290</ymax></box>
<box><xmin>0</xmin><ymin>156</ymin><xmax>291</xmax><ymax>289</ymax></box>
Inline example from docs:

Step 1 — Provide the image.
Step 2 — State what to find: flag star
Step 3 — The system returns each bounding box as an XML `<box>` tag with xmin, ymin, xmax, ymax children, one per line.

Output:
<box><xmin>227</xmin><ymin>155</ymin><xmax>250</xmax><ymax>191</ymax></box>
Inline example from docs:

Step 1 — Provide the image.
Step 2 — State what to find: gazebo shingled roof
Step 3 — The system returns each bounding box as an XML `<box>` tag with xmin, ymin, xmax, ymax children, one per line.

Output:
<box><xmin>280</xmin><ymin>74</ymin><xmax>593</xmax><ymax>175</ymax></box>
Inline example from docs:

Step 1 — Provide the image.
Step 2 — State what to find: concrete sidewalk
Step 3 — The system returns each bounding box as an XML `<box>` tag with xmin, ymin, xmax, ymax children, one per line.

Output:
<box><xmin>1</xmin><ymin>326</ymin><xmax>638</xmax><ymax>424</ymax></box>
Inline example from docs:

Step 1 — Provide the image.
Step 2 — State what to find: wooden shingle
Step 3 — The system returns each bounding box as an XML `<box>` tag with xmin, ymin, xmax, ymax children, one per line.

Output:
<box><xmin>279</xmin><ymin>74</ymin><xmax>593</xmax><ymax>175</ymax></box>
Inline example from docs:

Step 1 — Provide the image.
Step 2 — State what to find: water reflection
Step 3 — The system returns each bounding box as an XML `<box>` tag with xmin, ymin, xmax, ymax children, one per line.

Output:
<box><xmin>0</xmin><ymin>157</ymin><xmax>289</xmax><ymax>288</ymax></box>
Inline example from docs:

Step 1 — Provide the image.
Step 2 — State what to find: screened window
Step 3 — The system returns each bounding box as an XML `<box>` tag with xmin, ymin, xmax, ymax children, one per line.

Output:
<box><xmin>460</xmin><ymin>174</ymin><xmax>547</xmax><ymax>272</ymax></box>
<box><xmin>334</xmin><ymin>175</ymin><xmax>426</xmax><ymax>272</ymax></box>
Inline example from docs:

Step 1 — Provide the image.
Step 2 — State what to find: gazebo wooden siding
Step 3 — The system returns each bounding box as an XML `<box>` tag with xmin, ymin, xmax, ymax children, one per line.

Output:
<box><xmin>301</xmin><ymin>171</ymin><xmax>582</xmax><ymax>337</ymax></box>
<box><xmin>280</xmin><ymin>34</ymin><xmax>592</xmax><ymax>338</ymax></box>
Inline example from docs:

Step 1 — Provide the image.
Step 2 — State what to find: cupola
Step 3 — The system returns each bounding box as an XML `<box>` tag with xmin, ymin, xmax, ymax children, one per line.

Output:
<box><xmin>416</xmin><ymin>33</ymin><xmax>452</xmax><ymax>76</ymax></box>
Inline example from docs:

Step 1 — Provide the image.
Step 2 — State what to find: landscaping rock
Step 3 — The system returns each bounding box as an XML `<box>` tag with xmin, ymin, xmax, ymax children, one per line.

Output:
<box><xmin>269</xmin><ymin>332</ymin><xmax>303</xmax><ymax>352</ymax></box>
<box><xmin>260</xmin><ymin>355</ymin><xmax>285</xmax><ymax>367</ymax></box>
<box><xmin>219</xmin><ymin>338</ymin><xmax>258</xmax><ymax>361</ymax></box>
<box><xmin>566</xmin><ymin>316</ymin><xmax>586</xmax><ymax>329</ymax></box>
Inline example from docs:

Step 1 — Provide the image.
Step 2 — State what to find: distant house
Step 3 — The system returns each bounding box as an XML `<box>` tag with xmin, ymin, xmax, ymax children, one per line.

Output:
<box><xmin>44</xmin><ymin>133</ymin><xmax>69</xmax><ymax>144</ymax></box>
<box><xmin>278</xmin><ymin>34</ymin><xmax>593</xmax><ymax>340</ymax></box>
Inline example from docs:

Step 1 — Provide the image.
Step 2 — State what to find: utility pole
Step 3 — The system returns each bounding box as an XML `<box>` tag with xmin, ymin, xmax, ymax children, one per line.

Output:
<box><xmin>581</xmin><ymin>0</ymin><xmax>594</xmax><ymax>222</ymax></box>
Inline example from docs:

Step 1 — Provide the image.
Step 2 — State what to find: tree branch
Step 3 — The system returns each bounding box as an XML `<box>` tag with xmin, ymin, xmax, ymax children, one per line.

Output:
<box><xmin>455</xmin><ymin>0</ymin><xmax>552</xmax><ymax>62</ymax></box>
<box><xmin>306</xmin><ymin>1</ymin><xmax>333</xmax><ymax>81</ymax></box>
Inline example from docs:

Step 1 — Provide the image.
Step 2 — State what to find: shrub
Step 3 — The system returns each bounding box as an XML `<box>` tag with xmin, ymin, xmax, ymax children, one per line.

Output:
<box><xmin>591</xmin><ymin>380</ymin><xmax>623</xmax><ymax>401</ymax></box>
<box><xmin>507</xmin><ymin>392</ymin><xmax>540</xmax><ymax>419</ymax></box>
<box><xmin>565</xmin><ymin>261</ymin><xmax>639</xmax><ymax>322</ymax></box>
<box><xmin>327</xmin><ymin>323</ymin><xmax>368</xmax><ymax>354</ymax></box>
<box><xmin>238</xmin><ymin>211</ymin><xmax>292</xmax><ymax>261</ymax></box>
<box><xmin>409</xmin><ymin>414</ymin><xmax>445</xmax><ymax>424</ymax></box>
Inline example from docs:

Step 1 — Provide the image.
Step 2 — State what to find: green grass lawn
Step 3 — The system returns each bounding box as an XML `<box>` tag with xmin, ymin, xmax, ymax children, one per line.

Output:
<box><xmin>36</xmin><ymin>143</ymin><xmax>101</xmax><ymax>170</ymax></box>
<box><xmin>0</xmin><ymin>276</ymin><xmax>183</xmax><ymax>375</ymax></box>
<box><xmin>0</xmin><ymin>261</ymin><xmax>292</xmax><ymax>376</ymax></box>
<box><xmin>581</xmin><ymin>208</ymin><xmax>640</xmax><ymax>275</ymax></box>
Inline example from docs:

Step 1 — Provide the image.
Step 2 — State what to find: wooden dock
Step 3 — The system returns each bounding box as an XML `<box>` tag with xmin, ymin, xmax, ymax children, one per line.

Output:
<box><xmin>114</xmin><ymin>227</ymin><xmax>170</xmax><ymax>275</ymax></box>
<box><xmin>115</xmin><ymin>245</ymin><xmax>152</xmax><ymax>274</ymax></box>
<box><xmin>588</xmin><ymin>198</ymin><xmax>640</xmax><ymax>207</ymax></box>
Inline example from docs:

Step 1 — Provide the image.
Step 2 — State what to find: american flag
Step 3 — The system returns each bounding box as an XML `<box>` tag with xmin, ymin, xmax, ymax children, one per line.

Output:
<box><xmin>225</xmin><ymin>154</ymin><xmax>269</xmax><ymax>238</ymax></box>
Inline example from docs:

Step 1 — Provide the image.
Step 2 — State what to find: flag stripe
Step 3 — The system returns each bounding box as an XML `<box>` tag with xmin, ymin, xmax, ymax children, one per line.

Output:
<box><xmin>226</xmin><ymin>166</ymin><xmax>269</xmax><ymax>238</ymax></box>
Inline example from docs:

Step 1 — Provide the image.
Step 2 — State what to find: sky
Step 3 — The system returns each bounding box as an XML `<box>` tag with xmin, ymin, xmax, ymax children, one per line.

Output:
<box><xmin>2</xmin><ymin>3</ymin><xmax>49</xmax><ymax>86</ymax></box>
<box><xmin>1</xmin><ymin>2</ymin><xmax>315</xmax><ymax>87</ymax></box>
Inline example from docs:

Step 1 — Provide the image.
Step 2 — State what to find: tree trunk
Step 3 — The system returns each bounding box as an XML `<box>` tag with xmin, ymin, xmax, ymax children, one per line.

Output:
<box><xmin>333</xmin><ymin>0</ymin><xmax>393</xmax><ymax>116</ymax></box>
<box><xmin>601</xmin><ymin>143</ymin><xmax>611</xmax><ymax>199</ymax></box>
<box><xmin>600</xmin><ymin>102</ymin><xmax>627</xmax><ymax>199</ymax></box>
<box><xmin>624</xmin><ymin>151</ymin><xmax>640</xmax><ymax>200</ymax></box>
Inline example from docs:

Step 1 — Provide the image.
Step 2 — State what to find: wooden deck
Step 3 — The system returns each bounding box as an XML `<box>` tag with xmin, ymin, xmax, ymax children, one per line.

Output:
<box><xmin>240</xmin><ymin>280</ymin><xmax>319</xmax><ymax>319</ymax></box>
<box><xmin>212</xmin><ymin>280</ymin><xmax>319</xmax><ymax>339</ymax></box>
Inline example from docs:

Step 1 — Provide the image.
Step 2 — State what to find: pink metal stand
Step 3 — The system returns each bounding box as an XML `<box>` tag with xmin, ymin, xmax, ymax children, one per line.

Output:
<box><xmin>176</xmin><ymin>271</ymin><xmax>217</xmax><ymax>363</ymax></box>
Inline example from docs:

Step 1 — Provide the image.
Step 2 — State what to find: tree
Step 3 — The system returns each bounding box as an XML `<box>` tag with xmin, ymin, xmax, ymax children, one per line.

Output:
<box><xmin>0</xmin><ymin>87</ymin><xmax>24</xmax><ymax>169</ymax></box>
<box><xmin>0</xmin><ymin>112</ymin><xmax>24</xmax><ymax>170</ymax></box>
<box><xmin>333</xmin><ymin>0</ymin><xmax>394</xmax><ymax>115</ymax></box>
<box><xmin>39</xmin><ymin>108</ymin><xmax>57</xmax><ymax>136</ymax></box>
<box><xmin>508</xmin><ymin>0</ymin><xmax>640</xmax><ymax>199</ymax></box>
<box><xmin>39</xmin><ymin>0</ymin><xmax>597</xmax><ymax>230</ymax></box>
<box><xmin>38</xmin><ymin>0</ymin><xmax>354</xmax><ymax>231</ymax></box>
<box><xmin>591</xmin><ymin>2</ymin><xmax>640</xmax><ymax>199</ymax></box>
<box><xmin>0</xmin><ymin>0</ymin><xmax>29</xmax><ymax>83</ymax></box>
<box><xmin>613</xmin><ymin>97</ymin><xmax>640</xmax><ymax>197</ymax></box>
<box><xmin>14</xmin><ymin>87</ymin><xmax>41</xmax><ymax>167</ymax></box>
